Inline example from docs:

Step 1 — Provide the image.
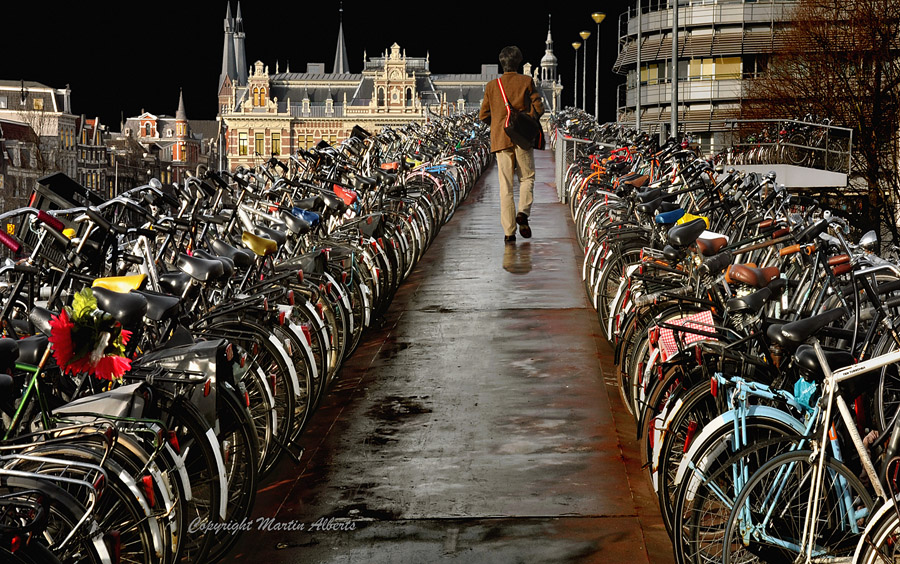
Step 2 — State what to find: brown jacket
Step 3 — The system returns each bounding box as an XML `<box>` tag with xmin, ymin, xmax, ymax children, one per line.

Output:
<box><xmin>479</xmin><ymin>72</ymin><xmax>544</xmax><ymax>153</ymax></box>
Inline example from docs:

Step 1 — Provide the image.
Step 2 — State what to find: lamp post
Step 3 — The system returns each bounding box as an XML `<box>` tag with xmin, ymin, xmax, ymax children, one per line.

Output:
<box><xmin>592</xmin><ymin>12</ymin><xmax>606</xmax><ymax>120</ymax></box>
<box><xmin>579</xmin><ymin>30</ymin><xmax>591</xmax><ymax>112</ymax></box>
<box><xmin>572</xmin><ymin>42</ymin><xmax>582</xmax><ymax>109</ymax></box>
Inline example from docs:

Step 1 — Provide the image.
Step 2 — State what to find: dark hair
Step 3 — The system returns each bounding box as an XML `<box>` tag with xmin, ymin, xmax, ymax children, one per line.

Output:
<box><xmin>499</xmin><ymin>46</ymin><xmax>523</xmax><ymax>73</ymax></box>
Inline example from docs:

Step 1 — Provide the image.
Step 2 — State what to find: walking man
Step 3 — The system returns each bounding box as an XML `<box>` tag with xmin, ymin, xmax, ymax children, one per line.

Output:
<box><xmin>479</xmin><ymin>46</ymin><xmax>545</xmax><ymax>244</ymax></box>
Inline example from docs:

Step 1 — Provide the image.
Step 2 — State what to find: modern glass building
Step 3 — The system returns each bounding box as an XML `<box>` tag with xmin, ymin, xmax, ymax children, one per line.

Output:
<box><xmin>613</xmin><ymin>0</ymin><xmax>797</xmax><ymax>153</ymax></box>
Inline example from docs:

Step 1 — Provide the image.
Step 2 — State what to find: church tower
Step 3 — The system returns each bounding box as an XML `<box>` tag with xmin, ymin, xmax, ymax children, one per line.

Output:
<box><xmin>219</xmin><ymin>3</ymin><xmax>237</xmax><ymax>90</ymax></box>
<box><xmin>540</xmin><ymin>16</ymin><xmax>558</xmax><ymax>83</ymax></box>
<box><xmin>333</xmin><ymin>4</ymin><xmax>350</xmax><ymax>74</ymax></box>
<box><xmin>234</xmin><ymin>2</ymin><xmax>248</xmax><ymax>86</ymax></box>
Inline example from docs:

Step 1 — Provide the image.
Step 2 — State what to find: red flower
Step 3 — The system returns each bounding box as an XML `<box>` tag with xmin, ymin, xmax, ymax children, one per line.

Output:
<box><xmin>48</xmin><ymin>309</ymin><xmax>75</xmax><ymax>368</ymax></box>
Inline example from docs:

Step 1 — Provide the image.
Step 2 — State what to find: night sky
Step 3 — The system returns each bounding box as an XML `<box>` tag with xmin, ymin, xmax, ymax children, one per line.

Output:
<box><xmin>5</xmin><ymin>2</ymin><xmax>632</xmax><ymax>128</ymax></box>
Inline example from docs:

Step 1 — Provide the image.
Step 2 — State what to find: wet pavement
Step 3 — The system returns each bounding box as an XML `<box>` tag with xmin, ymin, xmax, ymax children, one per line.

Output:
<box><xmin>226</xmin><ymin>149</ymin><xmax>674</xmax><ymax>563</ymax></box>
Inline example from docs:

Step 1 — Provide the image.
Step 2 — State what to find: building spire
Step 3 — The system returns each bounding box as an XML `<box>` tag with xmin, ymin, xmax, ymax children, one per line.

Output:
<box><xmin>234</xmin><ymin>2</ymin><xmax>248</xmax><ymax>85</ymax></box>
<box><xmin>541</xmin><ymin>13</ymin><xmax>558</xmax><ymax>82</ymax></box>
<box><xmin>176</xmin><ymin>88</ymin><xmax>187</xmax><ymax>121</ymax></box>
<box><xmin>332</xmin><ymin>2</ymin><xmax>350</xmax><ymax>74</ymax></box>
<box><xmin>219</xmin><ymin>3</ymin><xmax>237</xmax><ymax>90</ymax></box>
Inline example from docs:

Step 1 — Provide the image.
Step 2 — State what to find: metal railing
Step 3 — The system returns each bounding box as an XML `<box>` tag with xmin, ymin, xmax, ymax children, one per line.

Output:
<box><xmin>726</xmin><ymin>118</ymin><xmax>853</xmax><ymax>175</ymax></box>
<box><xmin>554</xmin><ymin>133</ymin><xmax>615</xmax><ymax>203</ymax></box>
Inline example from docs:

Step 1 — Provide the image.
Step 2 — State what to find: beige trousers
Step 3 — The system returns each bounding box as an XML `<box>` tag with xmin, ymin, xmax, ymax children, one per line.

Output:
<box><xmin>496</xmin><ymin>146</ymin><xmax>535</xmax><ymax>236</ymax></box>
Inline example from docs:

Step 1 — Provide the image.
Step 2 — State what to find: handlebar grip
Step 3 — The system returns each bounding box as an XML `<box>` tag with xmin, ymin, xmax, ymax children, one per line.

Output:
<box><xmin>780</xmin><ymin>244</ymin><xmax>802</xmax><ymax>256</ymax></box>
<box><xmin>42</xmin><ymin>223</ymin><xmax>71</xmax><ymax>249</ymax></box>
<box><xmin>85</xmin><ymin>207</ymin><xmax>111</xmax><ymax>232</ymax></box>
<box><xmin>0</xmin><ymin>231</ymin><xmax>21</xmax><ymax>254</ymax></box>
<box><xmin>758</xmin><ymin>219</ymin><xmax>774</xmax><ymax>229</ymax></box>
<box><xmin>772</xmin><ymin>228</ymin><xmax>791</xmax><ymax>239</ymax></box>
<box><xmin>37</xmin><ymin>211</ymin><xmax>65</xmax><ymax>232</ymax></box>
<box><xmin>832</xmin><ymin>263</ymin><xmax>853</xmax><ymax>276</ymax></box>
<box><xmin>827</xmin><ymin>254</ymin><xmax>850</xmax><ymax>266</ymax></box>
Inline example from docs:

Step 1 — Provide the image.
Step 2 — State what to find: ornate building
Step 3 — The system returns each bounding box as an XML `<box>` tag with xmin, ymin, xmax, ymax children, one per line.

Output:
<box><xmin>0</xmin><ymin>80</ymin><xmax>76</xmax><ymax>178</ymax></box>
<box><xmin>121</xmin><ymin>90</ymin><xmax>203</xmax><ymax>184</ymax></box>
<box><xmin>217</xmin><ymin>5</ymin><xmax>559</xmax><ymax>171</ymax></box>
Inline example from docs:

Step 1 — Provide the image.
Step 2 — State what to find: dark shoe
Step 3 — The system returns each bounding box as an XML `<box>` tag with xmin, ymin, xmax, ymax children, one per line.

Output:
<box><xmin>516</xmin><ymin>213</ymin><xmax>532</xmax><ymax>239</ymax></box>
<box><xmin>504</xmin><ymin>234</ymin><xmax>516</xmax><ymax>244</ymax></box>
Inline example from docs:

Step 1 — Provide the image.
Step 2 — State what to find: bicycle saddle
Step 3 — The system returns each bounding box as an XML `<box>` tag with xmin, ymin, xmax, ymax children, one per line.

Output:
<box><xmin>281</xmin><ymin>211</ymin><xmax>311</xmax><ymax>236</ymax></box>
<box><xmin>794</xmin><ymin>344</ymin><xmax>855</xmax><ymax>383</ymax></box>
<box><xmin>93</xmin><ymin>274</ymin><xmax>147</xmax><ymax>293</ymax></box>
<box><xmin>780</xmin><ymin>307</ymin><xmax>847</xmax><ymax>344</ymax></box>
<box><xmin>294</xmin><ymin>195</ymin><xmax>324</xmax><ymax>211</ymax></box>
<box><xmin>320</xmin><ymin>191</ymin><xmax>348</xmax><ymax>213</ymax></box>
<box><xmin>292</xmin><ymin>208</ymin><xmax>320</xmax><ymax>227</ymax></box>
<box><xmin>659</xmin><ymin>201</ymin><xmax>681</xmax><ymax>213</ymax></box>
<box><xmin>726</xmin><ymin>287</ymin><xmax>772</xmax><ymax>315</ymax></box>
<box><xmin>697</xmin><ymin>235</ymin><xmax>728</xmax><ymax>257</ymax></box>
<box><xmin>92</xmin><ymin>286</ymin><xmax>149</xmax><ymax>328</ymax></box>
<box><xmin>636</xmin><ymin>196</ymin><xmax>665</xmax><ymax>216</ymax></box>
<box><xmin>655</xmin><ymin>208</ymin><xmax>686</xmax><ymax>225</ymax></box>
<box><xmin>16</xmin><ymin>334</ymin><xmax>49</xmax><ymax>367</ymax></box>
<box><xmin>351</xmin><ymin>174</ymin><xmax>377</xmax><ymax>189</ymax></box>
<box><xmin>159</xmin><ymin>271</ymin><xmax>192</xmax><ymax>297</ymax></box>
<box><xmin>241</xmin><ymin>231</ymin><xmax>278</xmax><ymax>257</ymax></box>
<box><xmin>193</xmin><ymin>249</ymin><xmax>235</xmax><ymax>279</ymax></box>
<box><xmin>726</xmin><ymin>264</ymin><xmax>780</xmax><ymax>288</ymax></box>
<box><xmin>624</xmin><ymin>174</ymin><xmax>649</xmax><ymax>188</ymax></box>
<box><xmin>176</xmin><ymin>253</ymin><xmax>226</xmax><ymax>283</ymax></box>
<box><xmin>254</xmin><ymin>224</ymin><xmax>287</xmax><ymax>247</ymax></box>
<box><xmin>635</xmin><ymin>188</ymin><xmax>663</xmax><ymax>204</ymax></box>
<box><xmin>133</xmin><ymin>290</ymin><xmax>181</xmax><ymax>322</ymax></box>
<box><xmin>210</xmin><ymin>239</ymin><xmax>255</xmax><ymax>269</ymax></box>
<box><xmin>667</xmin><ymin>218</ymin><xmax>707</xmax><ymax>247</ymax></box>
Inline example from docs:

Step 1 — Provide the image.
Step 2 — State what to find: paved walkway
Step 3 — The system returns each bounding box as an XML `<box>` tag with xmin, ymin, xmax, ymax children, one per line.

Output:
<box><xmin>226</xmin><ymin>149</ymin><xmax>674</xmax><ymax>563</ymax></box>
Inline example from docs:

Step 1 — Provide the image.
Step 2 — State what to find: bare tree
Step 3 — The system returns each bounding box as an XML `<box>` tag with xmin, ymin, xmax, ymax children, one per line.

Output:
<box><xmin>744</xmin><ymin>0</ymin><xmax>900</xmax><ymax>240</ymax></box>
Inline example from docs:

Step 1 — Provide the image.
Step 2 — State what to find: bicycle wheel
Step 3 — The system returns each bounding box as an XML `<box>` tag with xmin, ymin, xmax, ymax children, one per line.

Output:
<box><xmin>673</xmin><ymin>435</ymin><xmax>803</xmax><ymax>564</ymax></box>
<box><xmin>855</xmin><ymin>499</ymin><xmax>900</xmax><ymax>564</ymax></box>
<box><xmin>722</xmin><ymin>449</ymin><xmax>874</xmax><ymax>564</ymax></box>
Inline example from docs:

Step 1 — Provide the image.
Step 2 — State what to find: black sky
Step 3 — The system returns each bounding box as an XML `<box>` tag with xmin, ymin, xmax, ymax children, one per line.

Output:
<box><xmin>5</xmin><ymin>2</ymin><xmax>632</xmax><ymax>128</ymax></box>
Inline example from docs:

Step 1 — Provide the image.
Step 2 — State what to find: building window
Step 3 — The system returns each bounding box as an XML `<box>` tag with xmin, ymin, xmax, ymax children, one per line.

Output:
<box><xmin>406</xmin><ymin>88</ymin><xmax>413</xmax><ymax>106</ymax></box>
<box><xmin>167</xmin><ymin>129</ymin><xmax>173</xmax><ymax>137</ymax></box>
<box><xmin>260</xmin><ymin>88</ymin><xmax>267</xmax><ymax>104</ymax></box>
<box><xmin>377</xmin><ymin>87</ymin><xmax>385</xmax><ymax>106</ymax></box>
<box><xmin>239</xmin><ymin>132</ymin><xmax>248</xmax><ymax>156</ymax></box>
<box><xmin>271</xmin><ymin>132</ymin><xmax>281</xmax><ymax>155</ymax></box>
<box><xmin>255</xmin><ymin>132</ymin><xmax>264</xmax><ymax>156</ymax></box>
<box><xmin>33</xmin><ymin>98</ymin><xmax>43</xmax><ymax>111</ymax></box>
<box><xmin>144</xmin><ymin>124</ymin><xmax>152</xmax><ymax>137</ymax></box>
<box><xmin>0</xmin><ymin>95</ymin><xmax>7</xmax><ymax>109</ymax></box>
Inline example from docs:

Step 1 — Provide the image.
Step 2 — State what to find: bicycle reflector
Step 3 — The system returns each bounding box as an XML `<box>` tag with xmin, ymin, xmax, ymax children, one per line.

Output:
<box><xmin>649</xmin><ymin>328</ymin><xmax>660</xmax><ymax>347</ymax></box>
<box><xmin>167</xmin><ymin>431</ymin><xmax>180</xmax><ymax>454</ymax></box>
<box><xmin>683</xmin><ymin>420</ymin><xmax>699</xmax><ymax>453</ymax></box>
<box><xmin>10</xmin><ymin>535</ymin><xmax>20</xmax><ymax>554</ymax></box>
<box><xmin>287</xmin><ymin>290</ymin><xmax>295</xmax><ymax>306</ymax></box>
<box><xmin>106</xmin><ymin>530</ymin><xmax>122</xmax><ymax>564</ymax></box>
<box><xmin>204</xmin><ymin>379</ymin><xmax>211</xmax><ymax>397</ymax></box>
<box><xmin>140</xmin><ymin>475</ymin><xmax>156</xmax><ymax>508</ymax></box>
<box><xmin>710</xmin><ymin>377</ymin><xmax>718</xmax><ymax>397</ymax></box>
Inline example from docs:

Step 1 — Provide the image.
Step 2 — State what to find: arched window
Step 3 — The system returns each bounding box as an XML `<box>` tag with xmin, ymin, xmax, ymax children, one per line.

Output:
<box><xmin>144</xmin><ymin>124</ymin><xmax>151</xmax><ymax>137</ymax></box>
<box><xmin>260</xmin><ymin>88</ymin><xmax>267</xmax><ymax>104</ymax></box>
<box><xmin>406</xmin><ymin>88</ymin><xmax>413</xmax><ymax>106</ymax></box>
<box><xmin>377</xmin><ymin>87</ymin><xmax>385</xmax><ymax>106</ymax></box>
<box><xmin>253</xmin><ymin>87</ymin><xmax>260</xmax><ymax>106</ymax></box>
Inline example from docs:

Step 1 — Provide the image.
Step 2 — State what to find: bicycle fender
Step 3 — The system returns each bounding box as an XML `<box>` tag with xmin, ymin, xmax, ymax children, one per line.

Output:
<box><xmin>267</xmin><ymin>332</ymin><xmax>301</xmax><ymax>399</ymax></box>
<box><xmin>852</xmin><ymin>499</ymin><xmax>900</xmax><ymax>562</ymax></box>
<box><xmin>672</xmin><ymin>405</ymin><xmax>805</xmax><ymax>491</ymax></box>
<box><xmin>205</xmin><ymin>426</ymin><xmax>229</xmax><ymax>520</ymax></box>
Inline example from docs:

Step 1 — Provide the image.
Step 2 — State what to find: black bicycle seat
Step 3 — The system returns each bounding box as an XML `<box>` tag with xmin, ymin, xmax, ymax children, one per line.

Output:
<box><xmin>92</xmin><ymin>286</ymin><xmax>149</xmax><ymax>328</ymax></box>
<box><xmin>667</xmin><ymin>218</ymin><xmax>707</xmax><ymax>247</ymax></box>
<box><xmin>780</xmin><ymin>308</ymin><xmax>847</xmax><ymax>344</ymax></box>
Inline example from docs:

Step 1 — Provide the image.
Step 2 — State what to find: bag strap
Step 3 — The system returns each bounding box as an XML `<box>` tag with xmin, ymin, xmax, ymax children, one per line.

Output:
<box><xmin>497</xmin><ymin>78</ymin><xmax>513</xmax><ymax>127</ymax></box>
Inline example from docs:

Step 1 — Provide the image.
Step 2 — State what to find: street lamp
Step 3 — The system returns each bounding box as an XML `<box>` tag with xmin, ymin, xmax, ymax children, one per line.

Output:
<box><xmin>579</xmin><ymin>30</ymin><xmax>591</xmax><ymax>112</ymax></box>
<box><xmin>592</xmin><ymin>12</ymin><xmax>606</xmax><ymax>119</ymax></box>
<box><xmin>572</xmin><ymin>42</ymin><xmax>582</xmax><ymax>109</ymax></box>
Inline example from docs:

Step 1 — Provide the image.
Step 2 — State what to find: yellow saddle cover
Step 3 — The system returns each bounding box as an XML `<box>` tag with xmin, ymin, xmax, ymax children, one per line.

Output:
<box><xmin>92</xmin><ymin>274</ymin><xmax>147</xmax><ymax>293</ymax></box>
<box><xmin>242</xmin><ymin>231</ymin><xmax>277</xmax><ymax>257</ymax></box>
<box><xmin>676</xmin><ymin>213</ymin><xmax>710</xmax><ymax>229</ymax></box>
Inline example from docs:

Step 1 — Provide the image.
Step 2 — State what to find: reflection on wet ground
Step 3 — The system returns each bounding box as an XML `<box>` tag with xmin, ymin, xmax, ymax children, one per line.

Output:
<box><xmin>502</xmin><ymin>242</ymin><xmax>532</xmax><ymax>274</ymax></box>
